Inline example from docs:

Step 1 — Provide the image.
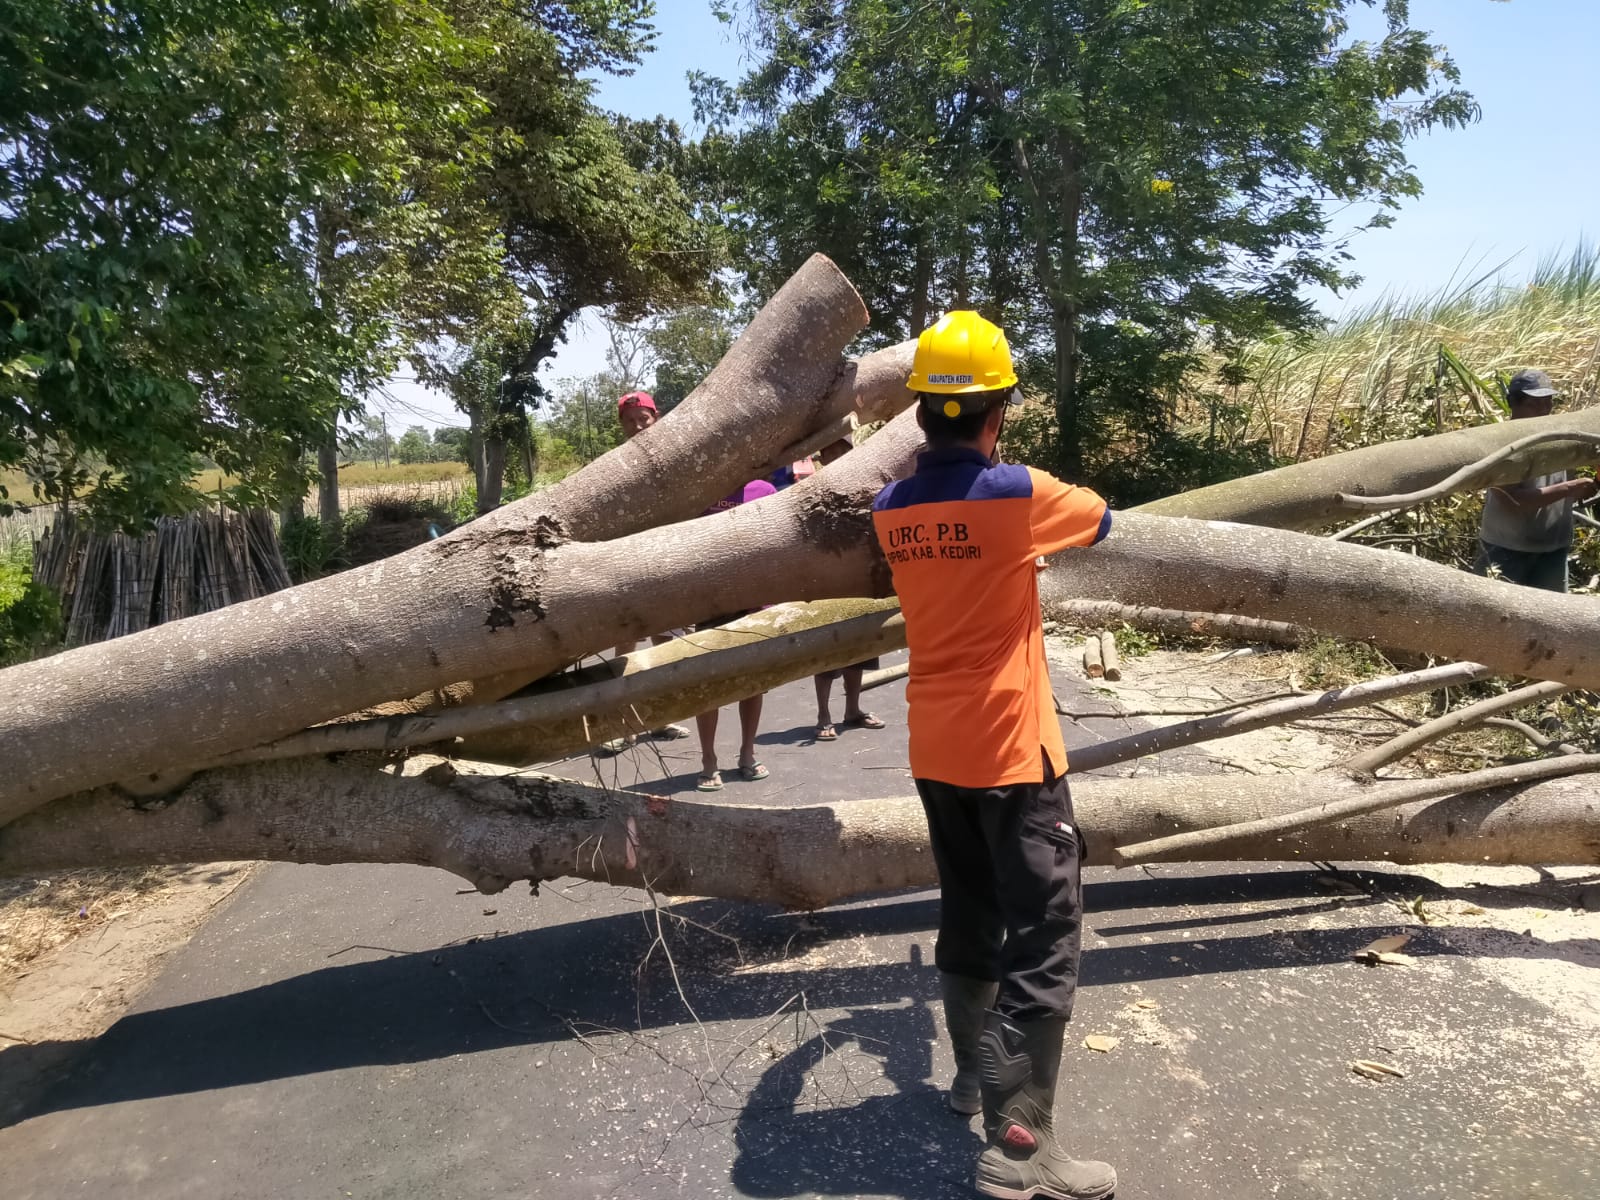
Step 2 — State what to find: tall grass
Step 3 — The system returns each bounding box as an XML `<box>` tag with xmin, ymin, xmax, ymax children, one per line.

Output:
<box><xmin>1225</xmin><ymin>244</ymin><xmax>1600</xmax><ymax>461</ymax></box>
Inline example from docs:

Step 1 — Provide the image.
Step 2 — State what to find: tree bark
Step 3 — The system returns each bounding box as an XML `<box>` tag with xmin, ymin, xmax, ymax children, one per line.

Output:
<box><xmin>3</xmin><ymin>758</ymin><xmax>1596</xmax><ymax>907</ymax></box>
<box><xmin>1136</xmin><ymin>411</ymin><xmax>1600</xmax><ymax>530</ymax></box>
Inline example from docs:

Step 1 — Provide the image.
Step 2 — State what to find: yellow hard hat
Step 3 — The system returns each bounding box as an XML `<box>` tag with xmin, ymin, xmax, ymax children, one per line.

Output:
<box><xmin>909</xmin><ymin>311</ymin><xmax>1021</xmax><ymax>418</ymax></box>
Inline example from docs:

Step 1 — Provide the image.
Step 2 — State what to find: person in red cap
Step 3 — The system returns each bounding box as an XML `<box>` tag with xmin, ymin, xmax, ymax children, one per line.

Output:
<box><xmin>617</xmin><ymin>390</ymin><xmax>659</xmax><ymax>439</ymax></box>
<box><xmin>602</xmin><ymin>390</ymin><xmax>692</xmax><ymax>751</ymax></box>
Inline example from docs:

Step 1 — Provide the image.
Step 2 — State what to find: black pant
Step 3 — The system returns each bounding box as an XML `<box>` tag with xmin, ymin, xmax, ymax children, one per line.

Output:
<box><xmin>915</xmin><ymin>762</ymin><xmax>1084</xmax><ymax>1022</ymax></box>
<box><xmin>1472</xmin><ymin>540</ymin><xmax>1569</xmax><ymax>593</ymax></box>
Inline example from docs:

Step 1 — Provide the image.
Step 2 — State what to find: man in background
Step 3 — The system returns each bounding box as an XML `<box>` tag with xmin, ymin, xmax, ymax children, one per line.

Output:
<box><xmin>1474</xmin><ymin>369</ymin><xmax>1597</xmax><ymax>592</ymax></box>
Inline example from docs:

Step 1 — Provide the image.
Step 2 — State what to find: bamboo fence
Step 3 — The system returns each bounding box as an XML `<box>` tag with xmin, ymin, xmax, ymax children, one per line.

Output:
<box><xmin>33</xmin><ymin>509</ymin><xmax>292</xmax><ymax>645</ymax></box>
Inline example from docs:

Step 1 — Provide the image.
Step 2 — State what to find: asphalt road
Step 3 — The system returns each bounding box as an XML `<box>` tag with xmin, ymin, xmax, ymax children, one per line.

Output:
<box><xmin>2</xmin><ymin>650</ymin><xmax>1595</xmax><ymax>1199</ymax></box>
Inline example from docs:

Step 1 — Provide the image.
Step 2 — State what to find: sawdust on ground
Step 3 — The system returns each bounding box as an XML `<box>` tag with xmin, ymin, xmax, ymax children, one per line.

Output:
<box><xmin>1046</xmin><ymin>635</ymin><xmax>1600</xmax><ymax>1082</ymax></box>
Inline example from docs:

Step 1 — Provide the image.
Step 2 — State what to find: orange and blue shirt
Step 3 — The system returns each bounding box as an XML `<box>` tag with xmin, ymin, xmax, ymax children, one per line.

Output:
<box><xmin>871</xmin><ymin>447</ymin><xmax>1110</xmax><ymax>789</ymax></box>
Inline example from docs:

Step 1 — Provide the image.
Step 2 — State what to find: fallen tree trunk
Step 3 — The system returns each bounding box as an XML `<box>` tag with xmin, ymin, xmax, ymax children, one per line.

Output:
<box><xmin>212</xmin><ymin>601</ymin><xmax>904</xmax><ymax>768</ymax></box>
<box><xmin>1039</xmin><ymin>512</ymin><xmax>1600</xmax><ymax>688</ymax></box>
<box><xmin>1136</xmin><ymin>410</ymin><xmax>1600</xmax><ymax>529</ymax></box>
<box><xmin>2</xmin><ymin>757</ymin><xmax>1596</xmax><ymax>907</ymax></box>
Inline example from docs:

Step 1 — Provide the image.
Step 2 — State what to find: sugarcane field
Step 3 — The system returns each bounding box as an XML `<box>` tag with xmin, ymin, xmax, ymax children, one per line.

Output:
<box><xmin>2</xmin><ymin>3</ymin><xmax>1598</xmax><ymax>1199</ymax></box>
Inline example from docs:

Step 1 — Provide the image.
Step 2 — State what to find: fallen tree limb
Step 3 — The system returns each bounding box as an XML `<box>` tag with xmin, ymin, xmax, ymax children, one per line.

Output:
<box><xmin>210</xmin><ymin>601</ymin><xmax>905</xmax><ymax>768</ymax></box>
<box><xmin>1039</xmin><ymin>512</ymin><xmax>1600</xmax><ymax>692</ymax></box>
<box><xmin>1044</xmin><ymin>600</ymin><xmax>1310</xmax><ymax>647</ymax></box>
<box><xmin>1067</xmin><ymin>661</ymin><xmax>1499</xmax><ymax>774</ymax></box>
<box><xmin>1113</xmin><ymin>754</ymin><xmax>1600</xmax><ymax>867</ymax></box>
<box><xmin>1343</xmin><ymin>679</ymin><xmax>1572</xmax><ymax>774</ymax></box>
<box><xmin>1136</xmin><ymin>412</ymin><xmax>1600</xmax><ymax>529</ymax></box>
<box><xmin>1483</xmin><ymin>717</ymin><xmax>1584</xmax><ymax>755</ymax></box>
<box><xmin>1334</xmin><ymin>431</ymin><xmax>1600</xmax><ymax>511</ymax></box>
<box><xmin>4</xmin><ymin>758</ymin><xmax>1599</xmax><ymax>907</ymax></box>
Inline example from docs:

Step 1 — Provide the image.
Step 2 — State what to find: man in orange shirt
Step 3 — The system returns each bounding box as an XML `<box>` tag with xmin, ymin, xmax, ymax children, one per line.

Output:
<box><xmin>872</xmin><ymin>312</ymin><xmax>1115</xmax><ymax>1200</ymax></box>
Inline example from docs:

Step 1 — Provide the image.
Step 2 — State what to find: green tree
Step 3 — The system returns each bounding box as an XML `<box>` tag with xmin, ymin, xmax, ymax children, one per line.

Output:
<box><xmin>432</xmin><ymin>426</ymin><xmax>473</xmax><ymax>464</ymax></box>
<box><xmin>0</xmin><ymin>0</ymin><xmax>513</xmax><ymax>527</ymax></box>
<box><xmin>437</xmin><ymin>0</ymin><xmax>726</xmax><ymax>510</ymax></box>
<box><xmin>698</xmin><ymin>0</ymin><xmax>1477</xmax><ymax>493</ymax></box>
<box><xmin>648</xmin><ymin>306</ymin><xmax>739</xmax><ymax>411</ymax></box>
<box><xmin>395</xmin><ymin>426</ymin><xmax>433</xmax><ymax>465</ymax></box>
<box><xmin>541</xmin><ymin>373</ymin><xmax>627</xmax><ymax>463</ymax></box>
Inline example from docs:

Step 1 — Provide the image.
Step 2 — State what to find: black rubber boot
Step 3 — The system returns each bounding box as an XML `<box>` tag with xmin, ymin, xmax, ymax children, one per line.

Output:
<box><xmin>941</xmin><ymin>974</ymin><xmax>998</xmax><ymax>1115</ymax></box>
<box><xmin>975</xmin><ymin>1011</ymin><xmax>1117</xmax><ymax>1200</ymax></box>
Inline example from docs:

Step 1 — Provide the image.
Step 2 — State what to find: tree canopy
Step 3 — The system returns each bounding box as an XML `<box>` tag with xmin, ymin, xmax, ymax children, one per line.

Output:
<box><xmin>2</xmin><ymin>0</ymin><xmax>723</xmax><ymax>526</ymax></box>
<box><xmin>695</xmin><ymin>0</ymin><xmax>1478</xmax><ymax>496</ymax></box>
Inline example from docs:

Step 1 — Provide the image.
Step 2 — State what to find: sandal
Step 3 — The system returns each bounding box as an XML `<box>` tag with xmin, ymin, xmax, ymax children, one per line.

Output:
<box><xmin>842</xmin><ymin>712</ymin><xmax>886</xmax><ymax>730</ymax></box>
<box><xmin>815</xmin><ymin>723</ymin><xmax>839</xmax><ymax>741</ymax></box>
<box><xmin>696</xmin><ymin>771</ymin><xmax>724</xmax><ymax>792</ymax></box>
<box><xmin>737</xmin><ymin>760</ymin><xmax>769</xmax><ymax>782</ymax></box>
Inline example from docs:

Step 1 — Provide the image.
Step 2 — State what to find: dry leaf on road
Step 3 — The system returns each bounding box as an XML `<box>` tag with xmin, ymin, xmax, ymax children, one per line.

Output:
<box><xmin>1354</xmin><ymin>934</ymin><xmax>1413</xmax><ymax>965</ymax></box>
<box><xmin>1351</xmin><ymin>1059</ymin><xmax>1406</xmax><ymax>1081</ymax></box>
<box><xmin>1083</xmin><ymin>1035</ymin><xmax>1122</xmax><ymax>1053</ymax></box>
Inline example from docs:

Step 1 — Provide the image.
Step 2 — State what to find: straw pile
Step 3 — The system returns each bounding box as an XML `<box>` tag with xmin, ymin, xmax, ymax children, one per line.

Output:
<box><xmin>33</xmin><ymin>509</ymin><xmax>292</xmax><ymax>645</ymax></box>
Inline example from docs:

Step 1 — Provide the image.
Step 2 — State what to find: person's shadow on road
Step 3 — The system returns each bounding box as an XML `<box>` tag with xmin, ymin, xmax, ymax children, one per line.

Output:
<box><xmin>731</xmin><ymin>948</ymin><xmax>983</xmax><ymax>1200</ymax></box>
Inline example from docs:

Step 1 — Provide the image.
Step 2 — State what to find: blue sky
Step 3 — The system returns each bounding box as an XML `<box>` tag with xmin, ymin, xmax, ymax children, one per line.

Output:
<box><xmin>384</xmin><ymin>0</ymin><xmax>1599</xmax><ymax>428</ymax></box>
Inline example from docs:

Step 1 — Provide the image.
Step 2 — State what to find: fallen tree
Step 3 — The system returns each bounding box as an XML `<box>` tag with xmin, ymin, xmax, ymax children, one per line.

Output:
<box><xmin>14</xmin><ymin>396</ymin><xmax>1600</xmax><ymax>822</ymax></box>
<box><xmin>6</xmin><ymin>253</ymin><xmax>1600</xmax><ymax>891</ymax></box>
<box><xmin>2</xmin><ymin>758</ymin><xmax>1595</xmax><ymax>907</ymax></box>
<box><xmin>1137</xmin><ymin>410</ymin><xmax>1600</xmax><ymax>529</ymax></box>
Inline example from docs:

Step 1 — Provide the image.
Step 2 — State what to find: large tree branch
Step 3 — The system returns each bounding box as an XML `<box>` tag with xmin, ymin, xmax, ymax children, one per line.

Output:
<box><xmin>1038</xmin><ymin>512</ymin><xmax>1600</xmax><ymax>688</ymax></box>
<box><xmin>214</xmin><ymin>601</ymin><xmax>904</xmax><ymax>768</ymax></box>
<box><xmin>1135</xmin><ymin>412</ymin><xmax>1600</xmax><ymax>529</ymax></box>
<box><xmin>1334</xmin><ymin>431</ymin><xmax>1600</xmax><ymax>510</ymax></box>
<box><xmin>4</xmin><ymin>758</ymin><xmax>1598</xmax><ymax>907</ymax></box>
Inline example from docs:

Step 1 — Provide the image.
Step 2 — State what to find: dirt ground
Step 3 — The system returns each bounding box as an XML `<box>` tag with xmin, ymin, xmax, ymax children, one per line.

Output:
<box><xmin>0</xmin><ymin>862</ymin><xmax>254</xmax><ymax>1120</ymax></box>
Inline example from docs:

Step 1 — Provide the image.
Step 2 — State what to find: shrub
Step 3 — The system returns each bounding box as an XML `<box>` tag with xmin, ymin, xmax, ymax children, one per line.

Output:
<box><xmin>0</xmin><ymin>539</ymin><xmax>63</xmax><ymax>664</ymax></box>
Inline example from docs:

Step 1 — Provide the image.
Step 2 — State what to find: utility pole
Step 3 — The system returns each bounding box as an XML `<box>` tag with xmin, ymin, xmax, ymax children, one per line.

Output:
<box><xmin>382</xmin><ymin>413</ymin><xmax>391</xmax><ymax>468</ymax></box>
